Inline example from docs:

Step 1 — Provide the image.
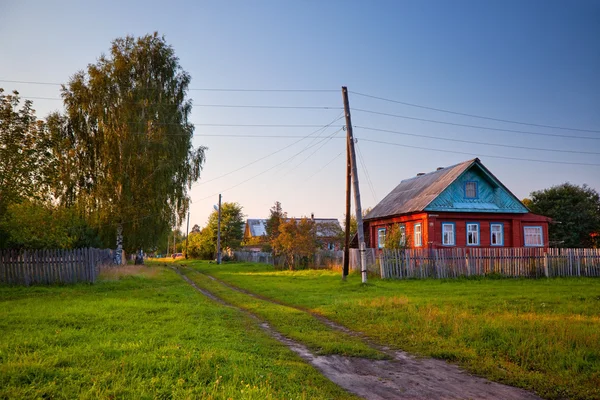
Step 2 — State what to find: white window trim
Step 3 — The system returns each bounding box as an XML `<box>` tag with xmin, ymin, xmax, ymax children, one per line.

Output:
<box><xmin>490</xmin><ymin>223</ymin><xmax>504</xmax><ymax>246</ymax></box>
<box><xmin>524</xmin><ymin>226</ymin><xmax>544</xmax><ymax>247</ymax></box>
<box><xmin>378</xmin><ymin>228</ymin><xmax>386</xmax><ymax>249</ymax></box>
<box><xmin>442</xmin><ymin>223</ymin><xmax>455</xmax><ymax>246</ymax></box>
<box><xmin>414</xmin><ymin>223</ymin><xmax>422</xmax><ymax>247</ymax></box>
<box><xmin>466</xmin><ymin>223</ymin><xmax>480</xmax><ymax>246</ymax></box>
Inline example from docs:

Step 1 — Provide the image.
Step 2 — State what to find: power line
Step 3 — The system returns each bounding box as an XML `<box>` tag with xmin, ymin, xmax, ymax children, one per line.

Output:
<box><xmin>350</xmin><ymin>91</ymin><xmax>600</xmax><ymax>133</ymax></box>
<box><xmin>352</xmin><ymin>108</ymin><xmax>600</xmax><ymax>141</ymax></box>
<box><xmin>355</xmin><ymin>126</ymin><xmax>600</xmax><ymax>154</ymax></box>
<box><xmin>280</xmin><ymin>128</ymin><xmax>343</xmax><ymax>177</ymax></box>
<box><xmin>304</xmin><ymin>151</ymin><xmax>344</xmax><ymax>182</ymax></box>
<box><xmin>193</xmin><ymin>116</ymin><xmax>343</xmax><ymax>187</ymax></box>
<box><xmin>357</xmin><ymin>138</ymin><xmax>600</xmax><ymax>167</ymax></box>
<box><xmin>356</xmin><ymin>141</ymin><xmax>377</xmax><ymax>202</ymax></box>
<box><xmin>196</xmin><ymin>127</ymin><xmax>346</xmax><ymax>201</ymax></box>
<box><xmin>0</xmin><ymin>79</ymin><xmax>337</xmax><ymax>92</ymax></box>
<box><xmin>17</xmin><ymin>96</ymin><xmax>341</xmax><ymax>110</ymax></box>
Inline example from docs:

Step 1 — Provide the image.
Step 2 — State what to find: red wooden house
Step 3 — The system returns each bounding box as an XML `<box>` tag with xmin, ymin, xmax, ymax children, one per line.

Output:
<box><xmin>364</xmin><ymin>158</ymin><xmax>551</xmax><ymax>250</ymax></box>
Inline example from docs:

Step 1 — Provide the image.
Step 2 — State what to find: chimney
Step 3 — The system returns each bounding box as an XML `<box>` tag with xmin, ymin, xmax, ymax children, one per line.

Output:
<box><xmin>311</xmin><ymin>212</ymin><xmax>314</xmax><ymax>220</ymax></box>
<box><xmin>417</xmin><ymin>173</ymin><xmax>425</xmax><ymax>176</ymax></box>
<box><xmin>436</xmin><ymin>167</ymin><xmax>444</xmax><ymax>170</ymax></box>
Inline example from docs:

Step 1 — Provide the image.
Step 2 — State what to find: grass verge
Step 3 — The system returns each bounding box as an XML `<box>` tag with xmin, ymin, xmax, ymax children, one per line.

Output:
<box><xmin>176</xmin><ymin>265</ymin><xmax>385</xmax><ymax>360</ymax></box>
<box><xmin>0</xmin><ymin>265</ymin><xmax>358</xmax><ymax>399</ymax></box>
<box><xmin>181</xmin><ymin>260</ymin><xmax>600</xmax><ymax>400</ymax></box>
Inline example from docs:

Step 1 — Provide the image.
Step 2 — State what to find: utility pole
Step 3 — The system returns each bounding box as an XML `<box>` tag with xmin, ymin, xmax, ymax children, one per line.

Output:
<box><xmin>343</xmin><ymin>126</ymin><xmax>351</xmax><ymax>280</ymax></box>
<box><xmin>342</xmin><ymin>86</ymin><xmax>367</xmax><ymax>283</ymax></box>
<box><xmin>216</xmin><ymin>194</ymin><xmax>222</xmax><ymax>264</ymax></box>
<box><xmin>185</xmin><ymin>211</ymin><xmax>190</xmax><ymax>259</ymax></box>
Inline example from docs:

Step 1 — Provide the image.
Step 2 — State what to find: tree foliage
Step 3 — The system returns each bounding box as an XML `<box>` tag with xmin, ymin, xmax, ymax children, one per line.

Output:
<box><xmin>266</xmin><ymin>201</ymin><xmax>285</xmax><ymax>243</ymax></box>
<box><xmin>272</xmin><ymin>218</ymin><xmax>317</xmax><ymax>269</ymax></box>
<box><xmin>0</xmin><ymin>90</ymin><xmax>53</xmax><ymax>213</ymax></box>
<box><xmin>57</xmin><ymin>32</ymin><xmax>206</xmax><ymax>253</ymax></box>
<box><xmin>527</xmin><ymin>183</ymin><xmax>600</xmax><ymax>248</ymax></box>
<box><xmin>0</xmin><ymin>200</ymin><xmax>101</xmax><ymax>249</ymax></box>
<box><xmin>206</xmin><ymin>202</ymin><xmax>245</xmax><ymax>251</ymax></box>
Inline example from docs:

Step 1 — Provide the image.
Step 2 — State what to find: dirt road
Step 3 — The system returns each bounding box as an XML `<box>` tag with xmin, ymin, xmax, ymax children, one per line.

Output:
<box><xmin>174</xmin><ymin>267</ymin><xmax>541</xmax><ymax>400</ymax></box>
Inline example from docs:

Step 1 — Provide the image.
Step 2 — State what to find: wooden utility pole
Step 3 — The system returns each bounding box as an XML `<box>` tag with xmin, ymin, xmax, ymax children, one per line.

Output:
<box><xmin>216</xmin><ymin>194</ymin><xmax>222</xmax><ymax>264</ymax></box>
<box><xmin>342</xmin><ymin>86</ymin><xmax>367</xmax><ymax>283</ymax></box>
<box><xmin>185</xmin><ymin>211</ymin><xmax>190</xmax><ymax>259</ymax></box>
<box><xmin>343</xmin><ymin>130</ymin><xmax>351</xmax><ymax>279</ymax></box>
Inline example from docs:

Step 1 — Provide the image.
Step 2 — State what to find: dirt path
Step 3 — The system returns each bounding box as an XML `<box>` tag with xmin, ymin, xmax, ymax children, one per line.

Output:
<box><xmin>173</xmin><ymin>267</ymin><xmax>541</xmax><ymax>400</ymax></box>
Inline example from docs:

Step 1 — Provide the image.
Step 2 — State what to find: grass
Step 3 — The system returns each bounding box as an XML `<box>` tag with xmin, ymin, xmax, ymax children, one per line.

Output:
<box><xmin>176</xmin><ymin>265</ymin><xmax>385</xmax><ymax>360</ymax></box>
<box><xmin>182</xmin><ymin>260</ymin><xmax>600</xmax><ymax>400</ymax></box>
<box><xmin>0</xmin><ymin>265</ymin><xmax>358</xmax><ymax>399</ymax></box>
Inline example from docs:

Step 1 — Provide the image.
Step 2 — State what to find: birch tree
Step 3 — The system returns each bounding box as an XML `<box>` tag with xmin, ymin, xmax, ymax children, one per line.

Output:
<box><xmin>60</xmin><ymin>33</ymin><xmax>206</xmax><ymax>262</ymax></box>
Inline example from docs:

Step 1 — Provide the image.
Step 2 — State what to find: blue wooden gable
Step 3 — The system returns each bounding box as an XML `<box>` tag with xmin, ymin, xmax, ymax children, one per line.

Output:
<box><xmin>425</xmin><ymin>163</ymin><xmax>528</xmax><ymax>213</ymax></box>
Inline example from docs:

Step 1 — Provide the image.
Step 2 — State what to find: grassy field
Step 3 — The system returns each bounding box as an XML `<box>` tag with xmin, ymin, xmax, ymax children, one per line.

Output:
<box><xmin>182</xmin><ymin>260</ymin><xmax>600</xmax><ymax>400</ymax></box>
<box><xmin>0</xmin><ymin>265</ymin><xmax>358</xmax><ymax>399</ymax></box>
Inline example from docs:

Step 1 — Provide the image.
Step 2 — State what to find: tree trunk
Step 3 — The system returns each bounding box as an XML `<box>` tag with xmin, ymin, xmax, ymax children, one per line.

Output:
<box><xmin>114</xmin><ymin>223</ymin><xmax>123</xmax><ymax>265</ymax></box>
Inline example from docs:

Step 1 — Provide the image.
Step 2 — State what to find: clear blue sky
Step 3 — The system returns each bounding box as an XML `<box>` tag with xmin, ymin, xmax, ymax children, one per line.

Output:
<box><xmin>1</xmin><ymin>0</ymin><xmax>599</xmax><ymax>229</ymax></box>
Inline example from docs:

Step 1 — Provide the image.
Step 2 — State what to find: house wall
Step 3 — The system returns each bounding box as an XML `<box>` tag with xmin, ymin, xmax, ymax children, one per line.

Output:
<box><xmin>367</xmin><ymin>212</ymin><xmax>549</xmax><ymax>249</ymax></box>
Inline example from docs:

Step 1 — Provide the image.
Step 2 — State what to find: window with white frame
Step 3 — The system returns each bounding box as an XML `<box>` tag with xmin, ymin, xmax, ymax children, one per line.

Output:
<box><xmin>466</xmin><ymin>223</ymin><xmax>479</xmax><ymax>245</ymax></box>
<box><xmin>524</xmin><ymin>226</ymin><xmax>543</xmax><ymax>247</ymax></box>
<box><xmin>465</xmin><ymin>181</ymin><xmax>478</xmax><ymax>198</ymax></box>
<box><xmin>378</xmin><ymin>228</ymin><xmax>386</xmax><ymax>249</ymax></box>
<box><xmin>442</xmin><ymin>223</ymin><xmax>455</xmax><ymax>246</ymax></box>
<box><xmin>490</xmin><ymin>223</ymin><xmax>504</xmax><ymax>246</ymax></box>
<box><xmin>399</xmin><ymin>225</ymin><xmax>406</xmax><ymax>246</ymax></box>
<box><xmin>414</xmin><ymin>223</ymin><xmax>422</xmax><ymax>247</ymax></box>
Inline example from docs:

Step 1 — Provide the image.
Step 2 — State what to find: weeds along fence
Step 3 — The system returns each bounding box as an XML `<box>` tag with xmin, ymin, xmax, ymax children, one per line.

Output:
<box><xmin>379</xmin><ymin>247</ymin><xmax>600</xmax><ymax>279</ymax></box>
<box><xmin>0</xmin><ymin>248</ymin><xmax>115</xmax><ymax>285</ymax></box>
<box><xmin>233</xmin><ymin>250</ymin><xmax>344</xmax><ymax>269</ymax></box>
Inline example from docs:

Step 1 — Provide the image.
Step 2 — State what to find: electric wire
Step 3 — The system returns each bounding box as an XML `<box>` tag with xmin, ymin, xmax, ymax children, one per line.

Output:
<box><xmin>304</xmin><ymin>151</ymin><xmax>344</xmax><ymax>181</ymax></box>
<box><xmin>280</xmin><ymin>128</ymin><xmax>343</xmax><ymax>178</ymax></box>
<box><xmin>356</xmin><ymin>141</ymin><xmax>378</xmax><ymax>202</ymax></box>
<box><xmin>357</xmin><ymin>138</ymin><xmax>600</xmax><ymax>167</ymax></box>
<box><xmin>350</xmin><ymin>91</ymin><xmax>600</xmax><ymax>133</ymax></box>
<box><xmin>352</xmin><ymin>108</ymin><xmax>600</xmax><ymax>141</ymax></box>
<box><xmin>355</xmin><ymin>126</ymin><xmax>600</xmax><ymax>154</ymax></box>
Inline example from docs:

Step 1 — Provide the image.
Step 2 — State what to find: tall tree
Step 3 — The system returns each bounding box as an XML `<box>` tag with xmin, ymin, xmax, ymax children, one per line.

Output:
<box><xmin>0</xmin><ymin>90</ymin><xmax>52</xmax><ymax>213</ymax></box>
<box><xmin>59</xmin><ymin>33</ymin><xmax>206</xmax><ymax>262</ymax></box>
<box><xmin>206</xmin><ymin>202</ymin><xmax>245</xmax><ymax>251</ymax></box>
<box><xmin>272</xmin><ymin>218</ymin><xmax>317</xmax><ymax>269</ymax></box>
<box><xmin>527</xmin><ymin>183</ymin><xmax>600</xmax><ymax>248</ymax></box>
<box><xmin>266</xmin><ymin>201</ymin><xmax>285</xmax><ymax>243</ymax></box>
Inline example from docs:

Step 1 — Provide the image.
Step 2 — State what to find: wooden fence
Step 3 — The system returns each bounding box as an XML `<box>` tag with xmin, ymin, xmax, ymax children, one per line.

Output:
<box><xmin>0</xmin><ymin>248</ymin><xmax>115</xmax><ymax>285</ymax></box>
<box><xmin>379</xmin><ymin>247</ymin><xmax>600</xmax><ymax>279</ymax></box>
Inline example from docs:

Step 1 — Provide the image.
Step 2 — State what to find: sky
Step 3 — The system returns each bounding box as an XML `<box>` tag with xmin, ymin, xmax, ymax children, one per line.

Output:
<box><xmin>1</xmin><ymin>0</ymin><xmax>599</xmax><ymax>230</ymax></box>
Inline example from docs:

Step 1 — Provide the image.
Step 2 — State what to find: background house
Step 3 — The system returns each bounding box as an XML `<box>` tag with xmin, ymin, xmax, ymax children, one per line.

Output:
<box><xmin>364</xmin><ymin>158</ymin><xmax>551</xmax><ymax>250</ymax></box>
<box><xmin>242</xmin><ymin>219</ymin><xmax>268</xmax><ymax>251</ymax></box>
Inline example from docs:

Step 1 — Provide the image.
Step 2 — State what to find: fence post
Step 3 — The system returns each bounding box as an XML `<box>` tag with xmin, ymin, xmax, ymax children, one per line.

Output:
<box><xmin>543</xmin><ymin>251</ymin><xmax>549</xmax><ymax>278</ymax></box>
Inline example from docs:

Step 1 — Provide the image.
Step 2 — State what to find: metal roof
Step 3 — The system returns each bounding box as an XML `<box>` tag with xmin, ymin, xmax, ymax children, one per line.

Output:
<box><xmin>246</xmin><ymin>219</ymin><xmax>267</xmax><ymax>237</ymax></box>
<box><xmin>364</xmin><ymin>159</ymin><xmax>477</xmax><ymax>220</ymax></box>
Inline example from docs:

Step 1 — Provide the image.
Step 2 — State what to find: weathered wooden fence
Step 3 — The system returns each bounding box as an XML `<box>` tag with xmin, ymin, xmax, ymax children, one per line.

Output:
<box><xmin>0</xmin><ymin>248</ymin><xmax>115</xmax><ymax>285</ymax></box>
<box><xmin>234</xmin><ymin>251</ymin><xmax>274</xmax><ymax>264</ymax></box>
<box><xmin>349</xmin><ymin>248</ymin><xmax>378</xmax><ymax>273</ymax></box>
<box><xmin>233</xmin><ymin>250</ymin><xmax>344</xmax><ymax>269</ymax></box>
<box><xmin>379</xmin><ymin>248</ymin><xmax>600</xmax><ymax>279</ymax></box>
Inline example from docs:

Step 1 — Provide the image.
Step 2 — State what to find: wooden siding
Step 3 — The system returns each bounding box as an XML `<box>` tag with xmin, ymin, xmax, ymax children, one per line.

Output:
<box><xmin>426</xmin><ymin>167</ymin><xmax>528</xmax><ymax>213</ymax></box>
<box><xmin>367</xmin><ymin>212</ymin><xmax>550</xmax><ymax>249</ymax></box>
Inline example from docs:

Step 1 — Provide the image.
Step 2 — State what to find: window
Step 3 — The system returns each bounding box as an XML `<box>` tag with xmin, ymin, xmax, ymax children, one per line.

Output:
<box><xmin>378</xmin><ymin>228</ymin><xmax>386</xmax><ymax>249</ymax></box>
<box><xmin>524</xmin><ymin>226</ymin><xmax>543</xmax><ymax>247</ymax></box>
<box><xmin>466</xmin><ymin>223</ymin><xmax>480</xmax><ymax>246</ymax></box>
<box><xmin>399</xmin><ymin>225</ymin><xmax>406</xmax><ymax>246</ymax></box>
<box><xmin>490</xmin><ymin>223</ymin><xmax>504</xmax><ymax>246</ymax></box>
<box><xmin>414</xmin><ymin>223</ymin><xmax>422</xmax><ymax>247</ymax></box>
<box><xmin>465</xmin><ymin>181</ymin><xmax>478</xmax><ymax>199</ymax></box>
<box><xmin>442</xmin><ymin>223</ymin><xmax>455</xmax><ymax>246</ymax></box>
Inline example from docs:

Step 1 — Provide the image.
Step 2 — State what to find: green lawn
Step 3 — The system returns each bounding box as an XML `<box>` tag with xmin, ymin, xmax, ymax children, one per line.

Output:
<box><xmin>183</xmin><ymin>260</ymin><xmax>600</xmax><ymax>400</ymax></box>
<box><xmin>0</xmin><ymin>265</ymin><xmax>357</xmax><ymax>399</ymax></box>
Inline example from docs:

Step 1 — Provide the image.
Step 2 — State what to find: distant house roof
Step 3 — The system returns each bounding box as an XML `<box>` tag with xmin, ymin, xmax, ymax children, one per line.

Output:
<box><xmin>245</xmin><ymin>219</ymin><xmax>267</xmax><ymax>237</ymax></box>
<box><xmin>364</xmin><ymin>158</ymin><xmax>528</xmax><ymax>220</ymax></box>
<box><xmin>313</xmin><ymin>218</ymin><xmax>342</xmax><ymax>237</ymax></box>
